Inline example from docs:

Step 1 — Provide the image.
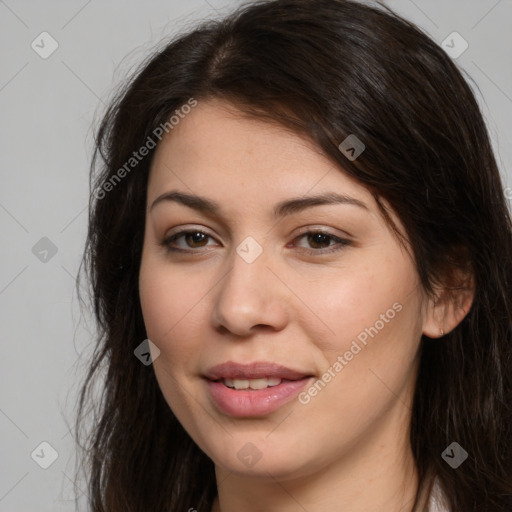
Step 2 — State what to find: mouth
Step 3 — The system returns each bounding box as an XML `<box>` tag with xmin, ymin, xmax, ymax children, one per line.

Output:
<box><xmin>203</xmin><ymin>361</ymin><xmax>315</xmax><ymax>417</ymax></box>
<box><xmin>204</xmin><ymin>360</ymin><xmax>313</xmax><ymax>381</ymax></box>
<box><xmin>220</xmin><ymin>376</ymin><xmax>284</xmax><ymax>390</ymax></box>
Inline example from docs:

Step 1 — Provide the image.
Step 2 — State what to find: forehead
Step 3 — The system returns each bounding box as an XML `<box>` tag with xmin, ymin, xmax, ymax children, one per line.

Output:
<box><xmin>147</xmin><ymin>99</ymin><xmax>374</xmax><ymax>207</ymax></box>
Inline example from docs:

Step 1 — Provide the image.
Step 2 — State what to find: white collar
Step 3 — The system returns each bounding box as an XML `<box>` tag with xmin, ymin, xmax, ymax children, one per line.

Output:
<box><xmin>427</xmin><ymin>478</ymin><xmax>450</xmax><ymax>512</ymax></box>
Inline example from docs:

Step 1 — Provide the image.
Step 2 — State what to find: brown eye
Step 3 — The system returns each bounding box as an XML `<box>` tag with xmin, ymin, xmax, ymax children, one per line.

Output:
<box><xmin>305</xmin><ymin>232</ymin><xmax>333</xmax><ymax>249</ymax></box>
<box><xmin>292</xmin><ymin>230</ymin><xmax>351</xmax><ymax>255</ymax></box>
<box><xmin>162</xmin><ymin>230</ymin><xmax>216</xmax><ymax>252</ymax></box>
<box><xmin>183</xmin><ymin>232</ymin><xmax>209</xmax><ymax>248</ymax></box>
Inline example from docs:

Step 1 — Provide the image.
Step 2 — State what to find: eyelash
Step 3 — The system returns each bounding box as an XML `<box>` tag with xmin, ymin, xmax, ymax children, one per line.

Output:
<box><xmin>160</xmin><ymin>229</ymin><xmax>351</xmax><ymax>256</ymax></box>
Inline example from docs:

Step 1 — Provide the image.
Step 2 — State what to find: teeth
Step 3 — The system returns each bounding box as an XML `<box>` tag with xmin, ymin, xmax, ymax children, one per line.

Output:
<box><xmin>223</xmin><ymin>377</ymin><xmax>282</xmax><ymax>389</ymax></box>
<box><xmin>234</xmin><ymin>379</ymin><xmax>249</xmax><ymax>390</ymax></box>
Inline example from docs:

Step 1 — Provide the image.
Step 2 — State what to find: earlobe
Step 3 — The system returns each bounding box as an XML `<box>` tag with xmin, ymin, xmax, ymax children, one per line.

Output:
<box><xmin>422</xmin><ymin>294</ymin><xmax>447</xmax><ymax>339</ymax></box>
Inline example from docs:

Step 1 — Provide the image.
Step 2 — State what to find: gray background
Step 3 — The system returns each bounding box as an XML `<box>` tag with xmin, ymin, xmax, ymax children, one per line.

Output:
<box><xmin>0</xmin><ymin>0</ymin><xmax>511</xmax><ymax>510</ymax></box>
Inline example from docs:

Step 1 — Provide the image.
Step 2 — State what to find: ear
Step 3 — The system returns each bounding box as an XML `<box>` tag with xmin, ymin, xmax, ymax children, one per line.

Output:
<box><xmin>422</xmin><ymin>265</ymin><xmax>475</xmax><ymax>338</ymax></box>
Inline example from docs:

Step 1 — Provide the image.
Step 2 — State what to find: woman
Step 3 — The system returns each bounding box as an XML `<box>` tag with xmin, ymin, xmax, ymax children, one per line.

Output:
<box><xmin>74</xmin><ymin>0</ymin><xmax>512</xmax><ymax>510</ymax></box>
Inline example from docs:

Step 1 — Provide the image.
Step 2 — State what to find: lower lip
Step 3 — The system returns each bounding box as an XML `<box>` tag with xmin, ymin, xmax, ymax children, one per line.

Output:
<box><xmin>206</xmin><ymin>378</ymin><xmax>312</xmax><ymax>417</ymax></box>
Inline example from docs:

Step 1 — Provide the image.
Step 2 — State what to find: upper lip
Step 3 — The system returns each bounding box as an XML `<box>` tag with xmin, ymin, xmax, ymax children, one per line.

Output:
<box><xmin>204</xmin><ymin>361</ymin><xmax>312</xmax><ymax>381</ymax></box>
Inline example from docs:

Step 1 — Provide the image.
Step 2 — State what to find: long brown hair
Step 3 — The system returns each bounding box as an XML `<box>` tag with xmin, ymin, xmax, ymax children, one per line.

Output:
<box><xmin>74</xmin><ymin>0</ymin><xmax>512</xmax><ymax>510</ymax></box>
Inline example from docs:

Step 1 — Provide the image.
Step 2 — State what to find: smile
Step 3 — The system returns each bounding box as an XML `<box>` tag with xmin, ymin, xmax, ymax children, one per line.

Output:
<box><xmin>222</xmin><ymin>377</ymin><xmax>282</xmax><ymax>389</ymax></box>
<box><xmin>203</xmin><ymin>361</ymin><xmax>314</xmax><ymax>417</ymax></box>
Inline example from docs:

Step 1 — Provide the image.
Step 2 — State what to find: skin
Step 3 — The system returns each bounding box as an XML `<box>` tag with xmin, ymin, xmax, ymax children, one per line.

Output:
<box><xmin>138</xmin><ymin>98</ymin><xmax>473</xmax><ymax>512</ymax></box>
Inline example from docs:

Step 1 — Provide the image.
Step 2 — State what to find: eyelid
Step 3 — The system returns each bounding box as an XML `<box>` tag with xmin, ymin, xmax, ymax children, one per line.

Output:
<box><xmin>164</xmin><ymin>224</ymin><xmax>217</xmax><ymax>239</ymax></box>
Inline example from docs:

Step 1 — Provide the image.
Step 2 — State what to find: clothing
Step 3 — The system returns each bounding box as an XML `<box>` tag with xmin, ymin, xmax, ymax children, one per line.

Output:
<box><xmin>427</xmin><ymin>478</ymin><xmax>450</xmax><ymax>512</ymax></box>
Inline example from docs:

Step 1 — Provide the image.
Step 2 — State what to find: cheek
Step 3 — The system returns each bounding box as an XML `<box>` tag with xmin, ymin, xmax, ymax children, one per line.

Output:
<box><xmin>138</xmin><ymin>253</ymin><xmax>207</xmax><ymax>356</ymax></box>
<box><xmin>295</xmin><ymin>263</ymin><xmax>422</xmax><ymax>436</ymax></box>
<box><xmin>294</xmin><ymin>254</ymin><xmax>422</xmax><ymax>372</ymax></box>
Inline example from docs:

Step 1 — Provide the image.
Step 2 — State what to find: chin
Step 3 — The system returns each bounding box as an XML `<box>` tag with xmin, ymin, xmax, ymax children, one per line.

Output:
<box><xmin>205</xmin><ymin>434</ymin><xmax>319</xmax><ymax>482</ymax></box>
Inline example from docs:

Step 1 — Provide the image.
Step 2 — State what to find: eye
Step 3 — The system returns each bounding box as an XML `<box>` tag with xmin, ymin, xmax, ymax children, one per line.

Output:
<box><xmin>161</xmin><ymin>230</ymin><xmax>218</xmax><ymax>252</ymax></box>
<box><xmin>291</xmin><ymin>230</ymin><xmax>351</xmax><ymax>255</ymax></box>
<box><xmin>161</xmin><ymin>228</ymin><xmax>351</xmax><ymax>255</ymax></box>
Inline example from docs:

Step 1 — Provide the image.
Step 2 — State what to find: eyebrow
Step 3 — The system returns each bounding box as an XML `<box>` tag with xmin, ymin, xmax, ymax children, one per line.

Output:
<box><xmin>149</xmin><ymin>190</ymin><xmax>369</xmax><ymax>219</ymax></box>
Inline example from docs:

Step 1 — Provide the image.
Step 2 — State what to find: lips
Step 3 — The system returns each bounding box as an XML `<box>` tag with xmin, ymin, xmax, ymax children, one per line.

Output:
<box><xmin>204</xmin><ymin>361</ymin><xmax>310</xmax><ymax>381</ymax></box>
<box><xmin>203</xmin><ymin>361</ymin><xmax>314</xmax><ymax>417</ymax></box>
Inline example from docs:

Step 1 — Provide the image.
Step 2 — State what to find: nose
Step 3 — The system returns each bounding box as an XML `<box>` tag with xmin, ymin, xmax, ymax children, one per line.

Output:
<box><xmin>211</xmin><ymin>243</ymin><xmax>290</xmax><ymax>337</ymax></box>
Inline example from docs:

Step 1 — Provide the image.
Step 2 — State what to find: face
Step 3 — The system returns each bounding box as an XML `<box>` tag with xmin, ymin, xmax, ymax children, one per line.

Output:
<box><xmin>139</xmin><ymin>98</ymin><xmax>429</xmax><ymax>481</ymax></box>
